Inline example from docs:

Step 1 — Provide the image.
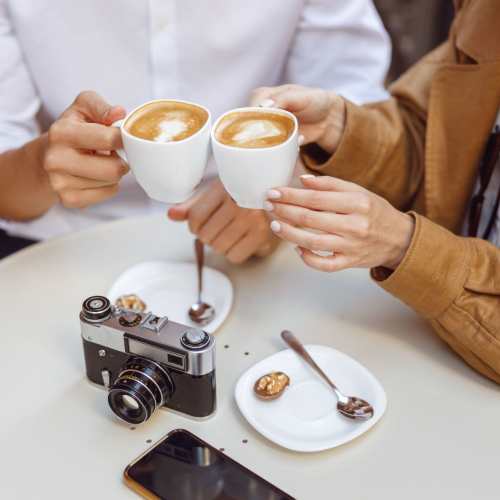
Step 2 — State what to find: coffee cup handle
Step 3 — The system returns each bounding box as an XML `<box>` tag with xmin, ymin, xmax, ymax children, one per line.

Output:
<box><xmin>112</xmin><ymin>119</ymin><xmax>127</xmax><ymax>162</ymax></box>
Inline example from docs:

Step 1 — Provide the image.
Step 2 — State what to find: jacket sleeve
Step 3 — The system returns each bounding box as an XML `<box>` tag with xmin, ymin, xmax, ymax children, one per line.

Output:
<box><xmin>372</xmin><ymin>213</ymin><xmax>500</xmax><ymax>384</ymax></box>
<box><xmin>301</xmin><ymin>43</ymin><xmax>452</xmax><ymax>211</ymax></box>
<box><xmin>301</xmin><ymin>37</ymin><xmax>500</xmax><ymax>383</ymax></box>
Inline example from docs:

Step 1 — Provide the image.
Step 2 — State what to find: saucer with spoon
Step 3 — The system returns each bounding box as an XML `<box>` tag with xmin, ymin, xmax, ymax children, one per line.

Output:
<box><xmin>235</xmin><ymin>331</ymin><xmax>386</xmax><ymax>452</ymax></box>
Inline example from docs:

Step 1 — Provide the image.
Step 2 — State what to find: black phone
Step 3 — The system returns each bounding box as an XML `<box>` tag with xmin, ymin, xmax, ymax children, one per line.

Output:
<box><xmin>124</xmin><ymin>429</ymin><xmax>295</xmax><ymax>500</ymax></box>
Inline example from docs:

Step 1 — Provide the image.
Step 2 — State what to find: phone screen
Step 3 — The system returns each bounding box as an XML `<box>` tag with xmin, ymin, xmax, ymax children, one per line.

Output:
<box><xmin>125</xmin><ymin>429</ymin><xmax>295</xmax><ymax>500</ymax></box>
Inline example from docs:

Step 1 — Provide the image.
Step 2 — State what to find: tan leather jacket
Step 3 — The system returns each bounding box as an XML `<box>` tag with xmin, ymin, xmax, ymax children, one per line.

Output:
<box><xmin>302</xmin><ymin>0</ymin><xmax>500</xmax><ymax>383</ymax></box>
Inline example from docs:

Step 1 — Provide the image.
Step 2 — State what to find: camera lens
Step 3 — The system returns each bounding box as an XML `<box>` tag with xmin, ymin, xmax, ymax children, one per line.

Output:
<box><xmin>108</xmin><ymin>357</ymin><xmax>173</xmax><ymax>424</ymax></box>
<box><xmin>121</xmin><ymin>395</ymin><xmax>140</xmax><ymax>411</ymax></box>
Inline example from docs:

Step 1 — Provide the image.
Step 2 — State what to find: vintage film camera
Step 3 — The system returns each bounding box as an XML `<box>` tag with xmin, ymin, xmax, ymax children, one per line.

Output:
<box><xmin>80</xmin><ymin>296</ymin><xmax>216</xmax><ymax>424</ymax></box>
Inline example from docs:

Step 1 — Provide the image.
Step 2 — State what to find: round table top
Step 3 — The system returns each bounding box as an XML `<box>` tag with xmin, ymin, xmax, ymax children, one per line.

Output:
<box><xmin>1</xmin><ymin>214</ymin><xmax>499</xmax><ymax>500</ymax></box>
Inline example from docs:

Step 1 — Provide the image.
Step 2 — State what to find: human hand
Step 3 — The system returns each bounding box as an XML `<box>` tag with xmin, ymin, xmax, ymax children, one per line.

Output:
<box><xmin>44</xmin><ymin>91</ymin><xmax>128</xmax><ymax>208</ymax></box>
<box><xmin>168</xmin><ymin>178</ymin><xmax>279</xmax><ymax>264</ymax></box>
<box><xmin>250</xmin><ymin>84</ymin><xmax>346</xmax><ymax>154</ymax></box>
<box><xmin>266</xmin><ymin>175</ymin><xmax>415</xmax><ymax>272</ymax></box>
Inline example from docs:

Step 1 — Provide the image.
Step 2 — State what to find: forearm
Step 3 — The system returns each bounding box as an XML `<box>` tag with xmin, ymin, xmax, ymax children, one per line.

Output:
<box><xmin>372</xmin><ymin>214</ymin><xmax>500</xmax><ymax>383</ymax></box>
<box><xmin>0</xmin><ymin>134</ymin><xmax>57</xmax><ymax>220</ymax></box>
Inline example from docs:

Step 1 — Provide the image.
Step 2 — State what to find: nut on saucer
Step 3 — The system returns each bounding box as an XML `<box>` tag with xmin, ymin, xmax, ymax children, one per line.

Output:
<box><xmin>115</xmin><ymin>294</ymin><xmax>147</xmax><ymax>313</ymax></box>
<box><xmin>254</xmin><ymin>371</ymin><xmax>290</xmax><ymax>400</ymax></box>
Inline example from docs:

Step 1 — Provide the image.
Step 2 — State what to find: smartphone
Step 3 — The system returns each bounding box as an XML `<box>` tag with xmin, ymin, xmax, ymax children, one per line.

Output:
<box><xmin>124</xmin><ymin>429</ymin><xmax>295</xmax><ymax>500</ymax></box>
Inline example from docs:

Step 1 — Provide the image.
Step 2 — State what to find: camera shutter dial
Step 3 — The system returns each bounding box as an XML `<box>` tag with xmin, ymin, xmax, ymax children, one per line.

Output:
<box><xmin>81</xmin><ymin>296</ymin><xmax>112</xmax><ymax>322</ymax></box>
<box><xmin>181</xmin><ymin>329</ymin><xmax>210</xmax><ymax>349</ymax></box>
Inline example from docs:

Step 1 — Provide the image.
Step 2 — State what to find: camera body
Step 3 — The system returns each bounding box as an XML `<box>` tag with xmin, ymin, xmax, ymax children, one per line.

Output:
<box><xmin>80</xmin><ymin>296</ymin><xmax>216</xmax><ymax>423</ymax></box>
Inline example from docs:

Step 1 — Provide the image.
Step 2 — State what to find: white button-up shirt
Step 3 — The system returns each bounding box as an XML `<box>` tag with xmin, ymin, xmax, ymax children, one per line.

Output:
<box><xmin>0</xmin><ymin>0</ymin><xmax>390</xmax><ymax>240</ymax></box>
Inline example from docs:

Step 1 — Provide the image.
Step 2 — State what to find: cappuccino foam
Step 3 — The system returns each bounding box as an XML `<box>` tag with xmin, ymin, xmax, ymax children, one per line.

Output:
<box><xmin>125</xmin><ymin>101</ymin><xmax>208</xmax><ymax>143</ymax></box>
<box><xmin>215</xmin><ymin>111</ymin><xmax>294</xmax><ymax>148</ymax></box>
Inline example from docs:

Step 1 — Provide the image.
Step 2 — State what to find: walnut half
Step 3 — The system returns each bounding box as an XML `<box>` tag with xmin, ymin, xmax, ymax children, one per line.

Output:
<box><xmin>115</xmin><ymin>294</ymin><xmax>147</xmax><ymax>313</ymax></box>
<box><xmin>254</xmin><ymin>371</ymin><xmax>290</xmax><ymax>400</ymax></box>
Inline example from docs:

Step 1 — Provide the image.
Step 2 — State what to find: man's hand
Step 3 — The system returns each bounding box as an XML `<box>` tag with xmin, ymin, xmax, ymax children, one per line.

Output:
<box><xmin>44</xmin><ymin>91</ymin><xmax>128</xmax><ymax>208</ymax></box>
<box><xmin>250</xmin><ymin>84</ymin><xmax>346</xmax><ymax>154</ymax></box>
<box><xmin>168</xmin><ymin>179</ymin><xmax>279</xmax><ymax>264</ymax></box>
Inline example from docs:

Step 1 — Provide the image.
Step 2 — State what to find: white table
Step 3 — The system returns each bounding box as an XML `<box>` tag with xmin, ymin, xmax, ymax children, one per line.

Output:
<box><xmin>1</xmin><ymin>215</ymin><xmax>499</xmax><ymax>500</ymax></box>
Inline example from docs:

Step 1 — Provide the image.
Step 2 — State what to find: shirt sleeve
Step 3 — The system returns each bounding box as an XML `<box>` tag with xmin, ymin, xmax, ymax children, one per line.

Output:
<box><xmin>372</xmin><ymin>213</ymin><xmax>500</xmax><ymax>384</ymax></box>
<box><xmin>0</xmin><ymin>0</ymin><xmax>41</xmax><ymax>154</ymax></box>
<box><xmin>283</xmin><ymin>0</ymin><xmax>391</xmax><ymax>104</ymax></box>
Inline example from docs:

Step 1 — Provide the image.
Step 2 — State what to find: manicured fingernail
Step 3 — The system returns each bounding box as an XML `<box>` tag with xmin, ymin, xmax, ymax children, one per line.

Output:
<box><xmin>295</xmin><ymin>246</ymin><xmax>303</xmax><ymax>256</ymax></box>
<box><xmin>300</xmin><ymin>174</ymin><xmax>315</xmax><ymax>180</ymax></box>
<box><xmin>298</xmin><ymin>134</ymin><xmax>305</xmax><ymax>146</ymax></box>
<box><xmin>259</xmin><ymin>99</ymin><xmax>275</xmax><ymax>108</ymax></box>
<box><xmin>270</xmin><ymin>220</ymin><xmax>281</xmax><ymax>233</ymax></box>
<box><xmin>267</xmin><ymin>189</ymin><xmax>282</xmax><ymax>200</ymax></box>
<box><xmin>263</xmin><ymin>201</ymin><xmax>274</xmax><ymax>211</ymax></box>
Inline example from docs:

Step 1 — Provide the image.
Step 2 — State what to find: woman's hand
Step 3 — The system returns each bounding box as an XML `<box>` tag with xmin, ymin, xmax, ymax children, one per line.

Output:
<box><xmin>168</xmin><ymin>178</ymin><xmax>279</xmax><ymax>264</ymax></box>
<box><xmin>44</xmin><ymin>91</ymin><xmax>128</xmax><ymax>208</ymax></box>
<box><xmin>265</xmin><ymin>175</ymin><xmax>415</xmax><ymax>272</ymax></box>
<box><xmin>250</xmin><ymin>84</ymin><xmax>346</xmax><ymax>154</ymax></box>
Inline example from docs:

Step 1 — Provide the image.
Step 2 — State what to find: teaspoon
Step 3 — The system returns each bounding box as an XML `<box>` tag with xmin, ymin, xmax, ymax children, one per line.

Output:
<box><xmin>281</xmin><ymin>330</ymin><xmax>374</xmax><ymax>421</ymax></box>
<box><xmin>188</xmin><ymin>239</ymin><xmax>216</xmax><ymax>326</ymax></box>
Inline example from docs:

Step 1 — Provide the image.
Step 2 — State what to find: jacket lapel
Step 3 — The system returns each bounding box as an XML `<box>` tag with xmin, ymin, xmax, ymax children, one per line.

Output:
<box><xmin>455</xmin><ymin>0</ymin><xmax>500</xmax><ymax>64</ymax></box>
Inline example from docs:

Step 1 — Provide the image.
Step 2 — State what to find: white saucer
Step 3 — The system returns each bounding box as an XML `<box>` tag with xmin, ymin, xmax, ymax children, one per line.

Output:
<box><xmin>108</xmin><ymin>260</ymin><xmax>233</xmax><ymax>334</ymax></box>
<box><xmin>235</xmin><ymin>345</ymin><xmax>387</xmax><ymax>452</ymax></box>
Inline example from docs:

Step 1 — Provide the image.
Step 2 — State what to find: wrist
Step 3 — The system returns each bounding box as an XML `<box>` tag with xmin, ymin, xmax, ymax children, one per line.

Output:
<box><xmin>37</xmin><ymin>134</ymin><xmax>57</xmax><ymax>196</ymax></box>
<box><xmin>0</xmin><ymin>134</ymin><xmax>57</xmax><ymax>220</ymax></box>
<box><xmin>384</xmin><ymin>213</ymin><xmax>415</xmax><ymax>270</ymax></box>
<box><xmin>316</xmin><ymin>93</ymin><xmax>346</xmax><ymax>155</ymax></box>
<box><xmin>37</xmin><ymin>133</ymin><xmax>51</xmax><ymax>177</ymax></box>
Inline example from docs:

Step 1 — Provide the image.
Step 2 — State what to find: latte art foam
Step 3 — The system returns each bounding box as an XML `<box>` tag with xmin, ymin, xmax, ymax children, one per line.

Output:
<box><xmin>231</xmin><ymin>120</ymin><xmax>282</xmax><ymax>145</ymax></box>
<box><xmin>215</xmin><ymin>111</ymin><xmax>295</xmax><ymax>149</ymax></box>
<box><xmin>154</xmin><ymin>112</ymin><xmax>189</xmax><ymax>143</ymax></box>
<box><xmin>125</xmin><ymin>101</ymin><xmax>208</xmax><ymax>143</ymax></box>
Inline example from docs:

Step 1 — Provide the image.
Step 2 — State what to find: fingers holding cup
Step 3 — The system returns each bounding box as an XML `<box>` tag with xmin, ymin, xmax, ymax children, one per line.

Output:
<box><xmin>265</xmin><ymin>200</ymin><xmax>349</xmax><ymax>235</ymax></box>
<box><xmin>269</xmin><ymin>220</ymin><xmax>346</xmax><ymax>254</ymax></box>
<box><xmin>296</xmin><ymin>248</ymin><xmax>352</xmax><ymax>273</ymax></box>
<box><xmin>266</xmin><ymin>187</ymin><xmax>362</xmax><ymax>215</ymax></box>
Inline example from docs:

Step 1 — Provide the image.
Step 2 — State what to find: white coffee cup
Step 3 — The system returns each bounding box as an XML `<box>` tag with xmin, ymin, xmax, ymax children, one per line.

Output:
<box><xmin>114</xmin><ymin>99</ymin><xmax>211</xmax><ymax>203</ymax></box>
<box><xmin>211</xmin><ymin>107</ymin><xmax>299</xmax><ymax>209</ymax></box>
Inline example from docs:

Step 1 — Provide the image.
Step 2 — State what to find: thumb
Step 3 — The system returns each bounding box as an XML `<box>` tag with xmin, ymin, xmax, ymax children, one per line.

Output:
<box><xmin>103</xmin><ymin>105</ymin><xmax>127</xmax><ymax>126</ymax></box>
<box><xmin>167</xmin><ymin>191</ymin><xmax>203</xmax><ymax>221</ymax></box>
<box><xmin>70</xmin><ymin>91</ymin><xmax>126</xmax><ymax>124</ymax></box>
<box><xmin>272</xmin><ymin>90</ymin><xmax>311</xmax><ymax>114</ymax></box>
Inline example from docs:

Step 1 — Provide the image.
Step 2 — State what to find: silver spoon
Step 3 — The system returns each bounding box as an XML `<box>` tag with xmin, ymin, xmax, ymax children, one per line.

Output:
<box><xmin>281</xmin><ymin>330</ymin><xmax>374</xmax><ymax>421</ymax></box>
<box><xmin>188</xmin><ymin>239</ymin><xmax>216</xmax><ymax>326</ymax></box>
